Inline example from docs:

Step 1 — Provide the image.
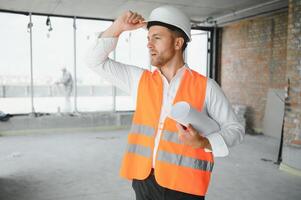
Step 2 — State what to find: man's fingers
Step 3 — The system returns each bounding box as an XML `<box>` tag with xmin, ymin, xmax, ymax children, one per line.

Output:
<box><xmin>187</xmin><ymin>123</ymin><xmax>193</xmax><ymax>131</ymax></box>
<box><xmin>176</xmin><ymin>123</ymin><xmax>189</xmax><ymax>142</ymax></box>
<box><xmin>124</xmin><ymin>11</ymin><xmax>133</xmax><ymax>23</ymax></box>
<box><xmin>133</xmin><ymin>14</ymin><xmax>144</xmax><ymax>23</ymax></box>
<box><xmin>132</xmin><ymin>14</ymin><xmax>140</xmax><ymax>23</ymax></box>
<box><xmin>176</xmin><ymin>123</ymin><xmax>186</xmax><ymax>133</ymax></box>
<box><xmin>127</xmin><ymin>11</ymin><xmax>145</xmax><ymax>24</ymax></box>
<box><xmin>187</xmin><ymin>124</ymin><xmax>199</xmax><ymax>135</ymax></box>
<box><xmin>125</xmin><ymin>11</ymin><xmax>133</xmax><ymax>20</ymax></box>
<box><xmin>127</xmin><ymin>12</ymin><xmax>138</xmax><ymax>23</ymax></box>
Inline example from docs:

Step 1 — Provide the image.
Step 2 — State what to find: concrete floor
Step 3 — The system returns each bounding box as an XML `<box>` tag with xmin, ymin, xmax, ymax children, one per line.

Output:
<box><xmin>0</xmin><ymin>129</ymin><xmax>300</xmax><ymax>200</ymax></box>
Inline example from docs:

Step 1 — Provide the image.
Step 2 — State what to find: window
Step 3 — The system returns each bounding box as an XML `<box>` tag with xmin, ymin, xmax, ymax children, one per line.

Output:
<box><xmin>0</xmin><ymin>12</ymin><xmax>31</xmax><ymax>114</ymax></box>
<box><xmin>32</xmin><ymin>15</ymin><xmax>73</xmax><ymax>113</ymax></box>
<box><xmin>76</xmin><ymin>18</ymin><xmax>113</xmax><ymax>112</ymax></box>
<box><xmin>186</xmin><ymin>29</ymin><xmax>209</xmax><ymax>76</ymax></box>
<box><xmin>115</xmin><ymin>28</ymin><xmax>149</xmax><ymax>111</ymax></box>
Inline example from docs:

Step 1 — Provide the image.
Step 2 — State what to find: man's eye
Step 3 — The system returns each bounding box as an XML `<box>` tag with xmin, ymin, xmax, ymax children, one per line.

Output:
<box><xmin>155</xmin><ymin>37</ymin><xmax>160</xmax><ymax>40</ymax></box>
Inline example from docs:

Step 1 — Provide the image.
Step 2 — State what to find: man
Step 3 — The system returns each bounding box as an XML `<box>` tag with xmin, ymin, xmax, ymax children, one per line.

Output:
<box><xmin>56</xmin><ymin>67</ymin><xmax>73</xmax><ymax>112</ymax></box>
<box><xmin>86</xmin><ymin>5</ymin><xmax>244</xmax><ymax>200</ymax></box>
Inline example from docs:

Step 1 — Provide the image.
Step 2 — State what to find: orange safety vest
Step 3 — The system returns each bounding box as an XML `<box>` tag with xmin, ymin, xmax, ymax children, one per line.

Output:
<box><xmin>120</xmin><ymin>68</ymin><xmax>214</xmax><ymax>196</ymax></box>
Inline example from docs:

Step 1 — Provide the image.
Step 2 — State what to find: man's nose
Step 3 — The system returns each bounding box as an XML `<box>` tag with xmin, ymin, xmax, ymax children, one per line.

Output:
<box><xmin>147</xmin><ymin>40</ymin><xmax>153</xmax><ymax>49</ymax></box>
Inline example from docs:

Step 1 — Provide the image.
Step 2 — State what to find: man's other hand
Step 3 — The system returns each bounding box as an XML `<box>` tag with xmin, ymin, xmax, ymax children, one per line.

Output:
<box><xmin>176</xmin><ymin>123</ymin><xmax>212</xmax><ymax>150</ymax></box>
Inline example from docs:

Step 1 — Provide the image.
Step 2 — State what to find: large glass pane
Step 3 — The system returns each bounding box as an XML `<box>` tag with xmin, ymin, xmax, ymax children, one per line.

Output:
<box><xmin>32</xmin><ymin>15</ymin><xmax>74</xmax><ymax>113</ymax></box>
<box><xmin>115</xmin><ymin>28</ymin><xmax>149</xmax><ymax>111</ymax></box>
<box><xmin>186</xmin><ymin>29</ymin><xmax>208</xmax><ymax>76</ymax></box>
<box><xmin>76</xmin><ymin>19</ymin><xmax>113</xmax><ymax>112</ymax></box>
<box><xmin>0</xmin><ymin>12</ymin><xmax>31</xmax><ymax>114</ymax></box>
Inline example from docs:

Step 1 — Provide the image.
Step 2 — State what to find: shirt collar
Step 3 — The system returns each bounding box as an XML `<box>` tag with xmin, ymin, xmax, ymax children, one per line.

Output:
<box><xmin>152</xmin><ymin>64</ymin><xmax>192</xmax><ymax>75</ymax></box>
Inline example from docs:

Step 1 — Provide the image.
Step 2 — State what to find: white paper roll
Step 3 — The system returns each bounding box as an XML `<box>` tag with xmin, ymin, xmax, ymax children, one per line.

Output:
<box><xmin>169</xmin><ymin>101</ymin><xmax>220</xmax><ymax>136</ymax></box>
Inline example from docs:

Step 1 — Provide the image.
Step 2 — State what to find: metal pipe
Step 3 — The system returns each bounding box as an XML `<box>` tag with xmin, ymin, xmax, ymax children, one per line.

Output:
<box><xmin>206</xmin><ymin>31</ymin><xmax>210</xmax><ymax>77</ymax></box>
<box><xmin>112</xmin><ymin>50</ymin><xmax>116</xmax><ymax>112</ymax></box>
<box><xmin>0</xmin><ymin>9</ymin><xmax>114</xmax><ymax>22</ymax></box>
<box><xmin>211</xmin><ymin>27</ymin><xmax>217</xmax><ymax>80</ymax></box>
<box><xmin>28</xmin><ymin>13</ymin><xmax>36</xmax><ymax>115</ymax></box>
<box><xmin>73</xmin><ymin>16</ymin><xmax>78</xmax><ymax>113</ymax></box>
<box><xmin>214</xmin><ymin>0</ymin><xmax>286</xmax><ymax>22</ymax></box>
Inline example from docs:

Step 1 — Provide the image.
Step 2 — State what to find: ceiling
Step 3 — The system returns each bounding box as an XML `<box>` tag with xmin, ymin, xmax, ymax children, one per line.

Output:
<box><xmin>0</xmin><ymin>0</ymin><xmax>288</xmax><ymax>25</ymax></box>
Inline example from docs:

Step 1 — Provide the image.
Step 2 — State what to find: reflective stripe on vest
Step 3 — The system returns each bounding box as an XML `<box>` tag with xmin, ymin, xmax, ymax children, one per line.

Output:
<box><xmin>130</xmin><ymin>124</ymin><xmax>154</xmax><ymax>137</ymax></box>
<box><xmin>127</xmin><ymin>143</ymin><xmax>152</xmax><ymax>158</ymax></box>
<box><xmin>162</xmin><ymin>130</ymin><xmax>180</xmax><ymax>144</ymax></box>
<box><xmin>157</xmin><ymin>150</ymin><xmax>214</xmax><ymax>172</ymax></box>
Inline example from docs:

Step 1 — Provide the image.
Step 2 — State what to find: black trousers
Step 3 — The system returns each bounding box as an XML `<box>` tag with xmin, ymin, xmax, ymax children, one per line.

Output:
<box><xmin>132</xmin><ymin>171</ymin><xmax>205</xmax><ymax>200</ymax></box>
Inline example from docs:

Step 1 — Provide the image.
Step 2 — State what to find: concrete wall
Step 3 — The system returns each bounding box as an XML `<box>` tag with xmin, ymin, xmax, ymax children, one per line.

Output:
<box><xmin>0</xmin><ymin>112</ymin><xmax>133</xmax><ymax>133</ymax></box>
<box><xmin>220</xmin><ymin>11</ymin><xmax>288</xmax><ymax>132</ymax></box>
<box><xmin>0</xmin><ymin>85</ymin><xmax>127</xmax><ymax>97</ymax></box>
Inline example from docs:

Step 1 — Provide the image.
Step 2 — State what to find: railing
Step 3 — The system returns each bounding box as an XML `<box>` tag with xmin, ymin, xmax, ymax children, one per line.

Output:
<box><xmin>0</xmin><ymin>85</ymin><xmax>127</xmax><ymax>98</ymax></box>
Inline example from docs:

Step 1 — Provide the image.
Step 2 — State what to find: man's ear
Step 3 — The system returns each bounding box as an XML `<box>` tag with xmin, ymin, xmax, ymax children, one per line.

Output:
<box><xmin>174</xmin><ymin>37</ymin><xmax>184</xmax><ymax>51</ymax></box>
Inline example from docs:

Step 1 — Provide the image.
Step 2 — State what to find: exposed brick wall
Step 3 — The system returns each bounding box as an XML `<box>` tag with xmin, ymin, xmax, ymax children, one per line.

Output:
<box><xmin>220</xmin><ymin>11</ymin><xmax>288</xmax><ymax>131</ymax></box>
<box><xmin>284</xmin><ymin>0</ymin><xmax>301</xmax><ymax>147</ymax></box>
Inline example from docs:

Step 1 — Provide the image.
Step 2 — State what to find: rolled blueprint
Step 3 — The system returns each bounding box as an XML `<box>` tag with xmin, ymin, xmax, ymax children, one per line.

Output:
<box><xmin>169</xmin><ymin>101</ymin><xmax>220</xmax><ymax>136</ymax></box>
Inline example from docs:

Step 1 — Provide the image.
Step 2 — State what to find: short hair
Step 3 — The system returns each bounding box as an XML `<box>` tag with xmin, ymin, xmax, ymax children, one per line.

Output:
<box><xmin>147</xmin><ymin>21</ymin><xmax>188</xmax><ymax>51</ymax></box>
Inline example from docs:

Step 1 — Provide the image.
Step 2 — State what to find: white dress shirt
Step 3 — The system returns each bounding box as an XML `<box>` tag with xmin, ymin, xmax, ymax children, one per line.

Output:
<box><xmin>86</xmin><ymin>37</ymin><xmax>245</xmax><ymax>162</ymax></box>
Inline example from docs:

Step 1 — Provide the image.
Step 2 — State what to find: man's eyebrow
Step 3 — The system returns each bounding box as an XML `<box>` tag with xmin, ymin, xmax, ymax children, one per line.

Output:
<box><xmin>148</xmin><ymin>33</ymin><xmax>161</xmax><ymax>38</ymax></box>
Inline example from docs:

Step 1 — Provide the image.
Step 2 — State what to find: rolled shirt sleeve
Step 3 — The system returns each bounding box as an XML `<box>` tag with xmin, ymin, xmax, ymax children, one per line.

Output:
<box><xmin>85</xmin><ymin>35</ymin><xmax>144</xmax><ymax>97</ymax></box>
<box><xmin>204</xmin><ymin>79</ymin><xmax>245</xmax><ymax>157</ymax></box>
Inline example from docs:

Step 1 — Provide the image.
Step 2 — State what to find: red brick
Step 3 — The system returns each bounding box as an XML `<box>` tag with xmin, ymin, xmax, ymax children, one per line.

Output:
<box><xmin>220</xmin><ymin>11</ymin><xmax>288</xmax><ymax>130</ymax></box>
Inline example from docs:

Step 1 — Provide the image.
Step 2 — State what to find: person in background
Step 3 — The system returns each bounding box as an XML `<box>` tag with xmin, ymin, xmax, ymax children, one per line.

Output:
<box><xmin>86</xmin><ymin>5</ymin><xmax>245</xmax><ymax>200</ymax></box>
<box><xmin>56</xmin><ymin>67</ymin><xmax>73</xmax><ymax>113</ymax></box>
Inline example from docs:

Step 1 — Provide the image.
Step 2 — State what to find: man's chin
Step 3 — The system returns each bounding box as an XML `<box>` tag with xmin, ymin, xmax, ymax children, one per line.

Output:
<box><xmin>150</xmin><ymin>61</ymin><xmax>163</xmax><ymax>68</ymax></box>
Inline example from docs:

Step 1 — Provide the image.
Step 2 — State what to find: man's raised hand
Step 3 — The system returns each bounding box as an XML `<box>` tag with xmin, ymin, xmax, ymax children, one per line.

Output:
<box><xmin>103</xmin><ymin>11</ymin><xmax>146</xmax><ymax>37</ymax></box>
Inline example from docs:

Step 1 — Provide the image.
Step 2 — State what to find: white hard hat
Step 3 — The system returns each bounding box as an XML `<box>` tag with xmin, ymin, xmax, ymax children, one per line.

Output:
<box><xmin>147</xmin><ymin>5</ymin><xmax>191</xmax><ymax>42</ymax></box>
